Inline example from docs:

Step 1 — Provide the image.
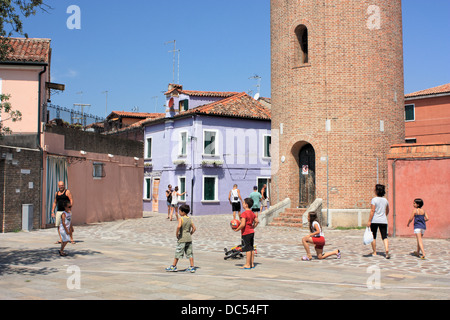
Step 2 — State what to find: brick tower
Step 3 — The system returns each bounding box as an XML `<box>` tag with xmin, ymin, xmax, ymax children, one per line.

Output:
<box><xmin>270</xmin><ymin>0</ymin><xmax>405</xmax><ymax>225</ymax></box>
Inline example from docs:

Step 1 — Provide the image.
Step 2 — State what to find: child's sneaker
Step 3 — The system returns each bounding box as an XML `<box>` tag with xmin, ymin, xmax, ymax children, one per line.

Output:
<box><xmin>165</xmin><ymin>265</ymin><xmax>177</xmax><ymax>272</ymax></box>
<box><xmin>186</xmin><ymin>266</ymin><xmax>196</xmax><ymax>273</ymax></box>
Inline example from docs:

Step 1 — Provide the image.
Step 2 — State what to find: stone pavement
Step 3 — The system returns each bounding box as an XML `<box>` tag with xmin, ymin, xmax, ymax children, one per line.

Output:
<box><xmin>0</xmin><ymin>212</ymin><xmax>449</xmax><ymax>303</ymax></box>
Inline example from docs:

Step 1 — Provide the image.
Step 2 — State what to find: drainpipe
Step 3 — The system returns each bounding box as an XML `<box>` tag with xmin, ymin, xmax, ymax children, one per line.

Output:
<box><xmin>190</xmin><ymin>116</ymin><xmax>195</xmax><ymax>215</ymax></box>
<box><xmin>38</xmin><ymin>65</ymin><xmax>47</xmax><ymax>229</ymax></box>
<box><xmin>392</xmin><ymin>159</ymin><xmax>397</xmax><ymax>238</ymax></box>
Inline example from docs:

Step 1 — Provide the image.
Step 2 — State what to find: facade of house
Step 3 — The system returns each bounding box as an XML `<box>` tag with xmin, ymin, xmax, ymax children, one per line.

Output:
<box><xmin>404</xmin><ymin>83</ymin><xmax>450</xmax><ymax>144</ymax></box>
<box><xmin>0</xmin><ymin>38</ymin><xmax>52</xmax><ymax>146</ymax></box>
<box><xmin>142</xmin><ymin>85</ymin><xmax>272</xmax><ymax>216</ymax></box>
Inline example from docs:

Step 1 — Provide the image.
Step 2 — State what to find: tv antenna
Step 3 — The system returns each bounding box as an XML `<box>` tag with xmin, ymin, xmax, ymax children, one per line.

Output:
<box><xmin>152</xmin><ymin>96</ymin><xmax>159</xmax><ymax>113</ymax></box>
<box><xmin>102</xmin><ymin>90</ymin><xmax>109</xmax><ymax>117</ymax></box>
<box><xmin>73</xmin><ymin>103</ymin><xmax>91</xmax><ymax>127</ymax></box>
<box><xmin>249</xmin><ymin>74</ymin><xmax>262</xmax><ymax>100</ymax></box>
<box><xmin>165</xmin><ymin>40</ymin><xmax>181</xmax><ymax>84</ymax></box>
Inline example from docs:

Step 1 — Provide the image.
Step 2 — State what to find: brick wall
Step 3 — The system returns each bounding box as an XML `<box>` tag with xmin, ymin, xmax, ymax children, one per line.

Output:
<box><xmin>271</xmin><ymin>0</ymin><xmax>405</xmax><ymax>213</ymax></box>
<box><xmin>0</xmin><ymin>146</ymin><xmax>41</xmax><ymax>233</ymax></box>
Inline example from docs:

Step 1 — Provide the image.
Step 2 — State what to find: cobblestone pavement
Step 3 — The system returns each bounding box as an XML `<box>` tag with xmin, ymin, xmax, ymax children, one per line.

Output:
<box><xmin>81</xmin><ymin>212</ymin><xmax>450</xmax><ymax>277</ymax></box>
<box><xmin>0</xmin><ymin>212</ymin><xmax>449</xmax><ymax>302</ymax></box>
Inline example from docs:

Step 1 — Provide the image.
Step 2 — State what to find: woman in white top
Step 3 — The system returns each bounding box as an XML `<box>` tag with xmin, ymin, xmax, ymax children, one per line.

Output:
<box><xmin>169</xmin><ymin>186</ymin><xmax>187</xmax><ymax>221</ymax></box>
<box><xmin>367</xmin><ymin>184</ymin><xmax>390</xmax><ymax>259</ymax></box>
<box><xmin>228</xmin><ymin>184</ymin><xmax>243</xmax><ymax>220</ymax></box>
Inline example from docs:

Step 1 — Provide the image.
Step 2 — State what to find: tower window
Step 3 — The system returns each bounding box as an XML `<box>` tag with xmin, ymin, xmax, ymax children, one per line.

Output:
<box><xmin>294</xmin><ymin>25</ymin><xmax>309</xmax><ymax>66</ymax></box>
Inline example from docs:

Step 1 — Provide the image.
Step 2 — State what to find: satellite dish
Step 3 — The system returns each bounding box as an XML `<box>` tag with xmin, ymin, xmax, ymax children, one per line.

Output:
<box><xmin>254</xmin><ymin>93</ymin><xmax>260</xmax><ymax>100</ymax></box>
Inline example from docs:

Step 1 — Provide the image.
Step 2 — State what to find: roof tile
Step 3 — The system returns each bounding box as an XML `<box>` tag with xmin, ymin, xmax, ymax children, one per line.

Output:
<box><xmin>1</xmin><ymin>37</ymin><xmax>51</xmax><ymax>63</ymax></box>
<box><xmin>405</xmin><ymin>83</ymin><xmax>450</xmax><ymax>99</ymax></box>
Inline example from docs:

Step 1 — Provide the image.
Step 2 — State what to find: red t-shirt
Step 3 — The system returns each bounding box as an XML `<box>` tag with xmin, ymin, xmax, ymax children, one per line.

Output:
<box><xmin>240</xmin><ymin>210</ymin><xmax>256</xmax><ymax>236</ymax></box>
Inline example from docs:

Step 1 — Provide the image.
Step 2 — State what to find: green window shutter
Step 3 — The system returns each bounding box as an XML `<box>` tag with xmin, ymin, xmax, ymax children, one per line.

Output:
<box><xmin>183</xmin><ymin>100</ymin><xmax>189</xmax><ymax>111</ymax></box>
<box><xmin>147</xmin><ymin>138</ymin><xmax>152</xmax><ymax>158</ymax></box>
<box><xmin>180</xmin><ymin>177</ymin><xmax>186</xmax><ymax>201</ymax></box>
<box><xmin>265</xmin><ymin>136</ymin><xmax>271</xmax><ymax>158</ymax></box>
<box><xmin>405</xmin><ymin>105</ymin><xmax>415</xmax><ymax>121</ymax></box>
<box><xmin>204</xmin><ymin>131</ymin><xmax>216</xmax><ymax>155</ymax></box>
<box><xmin>146</xmin><ymin>179</ymin><xmax>151</xmax><ymax>199</ymax></box>
<box><xmin>204</xmin><ymin>177</ymin><xmax>216</xmax><ymax>201</ymax></box>
<box><xmin>181</xmin><ymin>132</ymin><xmax>187</xmax><ymax>155</ymax></box>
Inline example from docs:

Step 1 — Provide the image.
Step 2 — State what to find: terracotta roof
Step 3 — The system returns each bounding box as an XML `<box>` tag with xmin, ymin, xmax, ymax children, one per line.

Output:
<box><xmin>115</xmin><ymin>117</ymin><xmax>159</xmax><ymax>132</ymax></box>
<box><xmin>183</xmin><ymin>92</ymin><xmax>271</xmax><ymax>120</ymax></box>
<box><xmin>1</xmin><ymin>37</ymin><xmax>51</xmax><ymax>63</ymax></box>
<box><xmin>165</xmin><ymin>87</ymin><xmax>238</xmax><ymax>98</ymax></box>
<box><xmin>108</xmin><ymin>111</ymin><xmax>165</xmax><ymax>120</ymax></box>
<box><xmin>405</xmin><ymin>83</ymin><xmax>450</xmax><ymax>99</ymax></box>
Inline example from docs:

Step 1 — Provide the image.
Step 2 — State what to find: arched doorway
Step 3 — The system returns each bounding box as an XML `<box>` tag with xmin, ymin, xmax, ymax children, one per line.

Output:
<box><xmin>299</xmin><ymin>143</ymin><xmax>316</xmax><ymax>208</ymax></box>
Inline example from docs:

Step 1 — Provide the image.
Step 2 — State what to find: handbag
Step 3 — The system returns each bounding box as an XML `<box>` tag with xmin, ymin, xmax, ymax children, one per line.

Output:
<box><xmin>364</xmin><ymin>227</ymin><xmax>374</xmax><ymax>245</ymax></box>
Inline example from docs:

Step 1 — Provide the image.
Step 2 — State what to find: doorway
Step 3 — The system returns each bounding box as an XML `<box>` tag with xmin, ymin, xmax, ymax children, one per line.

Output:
<box><xmin>299</xmin><ymin>143</ymin><xmax>316</xmax><ymax>208</ymax></box>
<box><xmin>152</xmin><ymin>178</ymin><xmax>160</xmax><ymax>212</ymax></box>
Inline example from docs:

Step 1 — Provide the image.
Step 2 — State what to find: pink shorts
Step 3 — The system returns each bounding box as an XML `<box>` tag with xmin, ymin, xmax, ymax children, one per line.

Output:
<box><xmin>312</xmin><ymin>236</ymin><xmax>326</xmax><ymax>250</ymax></box>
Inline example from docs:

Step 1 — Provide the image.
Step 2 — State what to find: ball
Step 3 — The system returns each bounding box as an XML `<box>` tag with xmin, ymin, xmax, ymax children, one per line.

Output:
<box><xmin>230</xmin><ymin>219</ymin><xmax>240</xmax><ymax>230</ymax></box>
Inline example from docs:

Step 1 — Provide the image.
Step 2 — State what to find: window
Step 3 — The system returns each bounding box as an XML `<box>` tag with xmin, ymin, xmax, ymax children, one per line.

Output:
<box><xmin>178</xmin><ymin>176</ymin><xmax>186</xmax><ymax>201</ymax></box>
<box><xmin>257</xmin><ymin>178</ymin><xmax>270</xmax><ymax>198</ymax></box>
<box><xmin>180</xmin><ymin>131</ymin><xmax>188</xmax><ymax>156</ymax></box>
<box><xmin>405</xmin><ymin>104</ymin><xmax>415</xmax><ymax>122</ymax></box>
<box><xmin>145</xmin><ymin>137</ymin><xmax>152</xmax><ymax>159</ymax></box>
<box><xmin>204</xmin><ymin>130</ymin><xmax>218</xmax><ymax>156</ymax></box>
<box><xmin>405</xmin><ymin>138</ymin><xmax>417</xmax><ymax>144</ymax></box>
<box><xmin>295</xmin><ymin>25</ymin><xmax>309</xmax><ymax>66</ymax></box>
<box><xmin>179</xmin><ymin>100</ymin><xmax>189</xmax><ymax>112</ymax></box>
<box><xmin>203</xmin><ymin>176</ymin><xmax>218</xmax><ymax>201</ymax></box>
<box><xmin>93</xmin><ymin>162</ymin><xmax>105</xmax><ymax>178</ymax></box>
<box><xmin>263</xmin><ymin>135</ymin><xmax>271</xmax><ymax>158</ymax></box>
<box><xmin>144</xmin><ymin>177</ymin><xmax>152</xmax><ymax>200</ymax></box>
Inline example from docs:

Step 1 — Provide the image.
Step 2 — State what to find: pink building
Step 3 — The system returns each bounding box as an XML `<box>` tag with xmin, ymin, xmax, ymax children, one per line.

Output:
<box><xmin>0</xmin><ymin>38</ymin><xmax>53</xmax><ymax>138</ymax></box>
<box><xmin>0</xmin><ymin>38</ymin><xmax>144</xmax><ymax>232</ymax></box>
<box><xmin>405</xmin><ymin>83</ymin><xmax>450</xmax><ymax>144</ymax></box>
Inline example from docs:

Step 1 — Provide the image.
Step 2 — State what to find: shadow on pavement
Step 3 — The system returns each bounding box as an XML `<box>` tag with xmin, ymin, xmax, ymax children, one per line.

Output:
<box><xmin>0</xmin><ymin>247</ymin><xmax>102</xmax><ymax>276</ymax></box>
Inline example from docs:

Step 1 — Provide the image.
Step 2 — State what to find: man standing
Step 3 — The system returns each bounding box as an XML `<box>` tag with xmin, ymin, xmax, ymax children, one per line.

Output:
<box><xmin>249</xmin><ymin>186</ymin><xmax>262</xmax><ymax>217</ymax></box>
<box><xmin>51</xmin><ymin>181</ymin><xmax>74</xmax><ymax>244</ymax></box>
<box><xmin>261</xmin><ymin>184</ymin><xmax>269</xmax><ymax>212</ymax></box>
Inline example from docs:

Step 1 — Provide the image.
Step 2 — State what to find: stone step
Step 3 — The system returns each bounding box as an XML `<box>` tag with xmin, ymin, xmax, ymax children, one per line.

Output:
<box><xmin>269</xmin><ymin>222</ymin><xmax>303</xmax><ymax>228</ymax></box>
<box><xmin>269</xmin><ymin>208</ymin><xmax>306</xmax><ymax>228</ymax></box>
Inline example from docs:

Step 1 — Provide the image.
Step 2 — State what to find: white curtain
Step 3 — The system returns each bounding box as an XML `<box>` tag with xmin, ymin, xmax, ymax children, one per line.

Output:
<box><xmin>46</xmin><ymin>156</ymin><xmax>68</xmax><ymax>224</ymax></box>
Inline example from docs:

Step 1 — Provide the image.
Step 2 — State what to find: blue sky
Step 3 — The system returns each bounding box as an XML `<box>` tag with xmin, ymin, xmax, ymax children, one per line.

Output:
<box><xmin>19</xmin><ymin>0</ymin><xmax>450</xmax><ymax>119</ymax></box>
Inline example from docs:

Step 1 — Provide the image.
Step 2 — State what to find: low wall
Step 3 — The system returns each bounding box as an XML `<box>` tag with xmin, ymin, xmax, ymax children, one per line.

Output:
<box><xmin>259</xmin><ymin>198</ymin><xmax>291</xmax><ymax>227</ymax></box>
<box><xmin>322</xmin><ymin>209</ymin><xmax>371</xmax><ymax>229</ymax></box>
<box><xmin>388</xmin><ymin>143</ymin><xmax>450</xmax><ymax>239</ymax></box>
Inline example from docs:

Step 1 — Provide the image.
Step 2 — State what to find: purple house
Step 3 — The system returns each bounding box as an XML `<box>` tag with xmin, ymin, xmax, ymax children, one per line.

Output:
<box><xmin>142</xmin><ymin>84</ymin><xmax>272</xmax><ymax>216</ymax></box>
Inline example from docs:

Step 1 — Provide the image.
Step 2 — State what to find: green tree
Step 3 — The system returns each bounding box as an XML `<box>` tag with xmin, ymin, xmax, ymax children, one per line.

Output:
<box><xmin>0</xmin><ymin>94</ymin><xmax>22</xmax><ymax>136</ymax></box>
<box><xmin>0</xmin><ymin>0</ymin><xmax>50</xmax><ymax>60</ymax></box>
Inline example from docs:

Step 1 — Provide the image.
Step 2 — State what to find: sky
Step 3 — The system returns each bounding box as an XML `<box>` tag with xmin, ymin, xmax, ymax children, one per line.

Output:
<box><xmin>16</xmin><ymin>0</ymin><xmax>450</xmax><ymax>119</ymax></box>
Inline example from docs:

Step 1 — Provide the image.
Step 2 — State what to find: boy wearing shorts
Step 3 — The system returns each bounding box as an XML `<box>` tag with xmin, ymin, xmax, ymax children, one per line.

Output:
<box><xmin>234</xmin><ymin>198</ymin><xmax>258</xmax><ymax>269</ymax></box>
<box><xmin>166</xmin><ymin>204</ymin><xmax>196</xmax><ymax>273</ymax></box>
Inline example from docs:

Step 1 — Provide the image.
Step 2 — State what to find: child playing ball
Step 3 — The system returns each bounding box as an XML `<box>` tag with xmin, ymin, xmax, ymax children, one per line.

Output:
<box><xmin>234</xmin><ymin>198</ymin><xmax>258</xmax><ymax>269</ymax></box>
